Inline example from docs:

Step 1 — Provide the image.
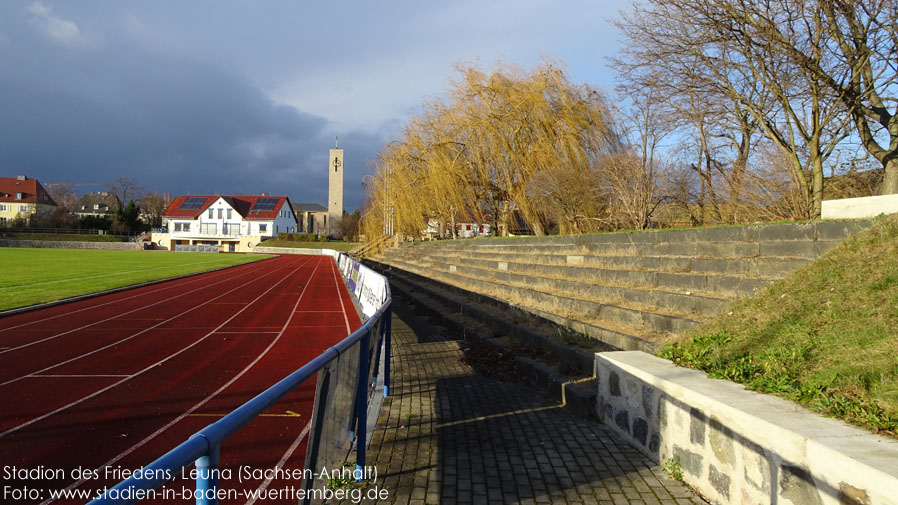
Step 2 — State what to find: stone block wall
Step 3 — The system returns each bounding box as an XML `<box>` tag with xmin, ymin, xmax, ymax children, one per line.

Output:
<box><xmin>252</xmin><ymin>246</ymin><xmax>325</xmax><ymax>255</ymax></box>
<box><xmin>596</xmin><ymin>351</ymin><xmax>898</xmax><ymax>504</ymax></box>
<box><xmin>0</xmin><ymin>239</ymin><xmax>140</xmax><ymax>250</ymax></box>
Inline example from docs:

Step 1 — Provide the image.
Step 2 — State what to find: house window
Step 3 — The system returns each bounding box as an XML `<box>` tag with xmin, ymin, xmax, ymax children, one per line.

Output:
<box><xmin>217</xmin><ymin>208</ymin><xmax>223</xmax><ymax>219</ymax></box>
<box><xmin>208</xmin><ymin>208</ymin><xmax>214</xmax><ymax>218</ymax></box>
<box><xmin>94</xmin><ymin>204</ymin><xmax>100</xmax><ymax>210</ymax></box>
<box><xmin>19</xmin><ymin>205</ymin><xmax>29</xmax><ymax>213</ymax></box>
<box><xmin>174</xmin><ymin>222</ymin><xmax>191</xmax><ymax>232</ymax></box>
<box><xmin>0</xmin><ymin>217</ymin><xmax>6</xmax><ymax>225</ymax></box>
<box><xmin>259</xmin><ymin>224</ymin><xmax>268</xmax><ymax>233</ymax></box>
<box><xmin>200</xmin><ymin>223</ymin><xmax>217</xmax><ymax>234</ymax></box>
<box><xmin>81</xmin><ymin>205</ymin><xmax>86</xmax><ymax>210</ymax></box>
<box><xmin>15</xmin><ymin>192</ymin><xmax>22</xmax><ymax>200</ymax></box>
<box><xmin>227</xmin><ymin>209</ymin><xmax>232</xmax><ymax>219</ymax></box>
<box><xmin>0</xmin><ymin>204</ymin><xmax>6</xmax><ymax>211</ymax></box>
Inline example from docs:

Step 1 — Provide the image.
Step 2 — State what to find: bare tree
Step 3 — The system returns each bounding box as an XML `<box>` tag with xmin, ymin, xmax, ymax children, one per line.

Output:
<box><xmin>44</xmin><ymin>182</ymin><xmax>78</xmax><ymax>228</ymax></box>
<box><xmin>140</xmin><ymin>192</ymin><xmax>170</xmax><ymax>228</ymax></box>
<box><xmin>817</xmin><ymin>1</ymin><xmax>898</xmax><ymax>194</ymax></box>
<box><xmin>613</xmin><ymin>0</ymin><xmax>854</xmax><ymax>218</ymax></box>
<box><xmin>105</xmin><ymin>177</ymin><xmax>143</xmax><ymax>211</ymax></box>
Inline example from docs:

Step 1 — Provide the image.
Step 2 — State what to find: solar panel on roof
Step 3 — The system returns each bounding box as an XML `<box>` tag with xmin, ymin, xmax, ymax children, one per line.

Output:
<box><xmin>252</xmin><ymin>197</ymin><xmax>279</xmax><ymax>211</ymax></box>
<box><xmin>180</xmin><ymin>197</ymin><xmax>206</xmax><ymax>210</ymax></box>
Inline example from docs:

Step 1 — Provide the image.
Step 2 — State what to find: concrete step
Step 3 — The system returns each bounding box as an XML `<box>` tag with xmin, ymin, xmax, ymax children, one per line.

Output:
<box><xmin>390</xmin><ymin>253</ymin><xmax>733</xmax><ymax>318</ymax></box>
<box><xmin>388</xmin><ymin>249</ymin><xmax>770</xmax><ymax>299</ymax></box>
<box><xmin>379</xmin><ymin>266</ymin><xmax>612</xmax><ymax>418</ymax></box>
<box><xmin>381</xmin><ymin>256</ymin><xmax>702</xmax><ymax>339</ymax></box>
<box><xmin>368</xmin><ymin>258</ymin><xmax>656</xmax><ymax>354</ymax></box>
<box><xmin>414</xmin><ymin>219</ymin><xmax>871</xmax><ymax>250</ymax></box>
<box><xmin>391</xmin><ymin>248</ymin><xmax>810</xmax><ymax>279</ymax></box>
<box><xmin>410</xmin><ymin>238</ymin><xmax>844</xmax><ymax>260</ymax></box>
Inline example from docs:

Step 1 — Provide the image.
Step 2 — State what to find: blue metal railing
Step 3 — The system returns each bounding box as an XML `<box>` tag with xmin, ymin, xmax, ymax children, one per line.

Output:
<box><xmin>87</xmin><ymin>273</ymin><xmax>392</xmax><ymax>505</ymax></box>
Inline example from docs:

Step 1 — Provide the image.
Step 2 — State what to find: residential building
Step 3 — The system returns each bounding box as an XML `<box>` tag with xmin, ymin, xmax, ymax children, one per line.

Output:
<box><xmin>74</xmin><ymin>192</ymin><xmax>120</xmax><ymax>219</ymax></box>
<box><xmin>0</xmin><ymin>175</ymin><xmax>57</xmax><ymax>226</ymax></box>
<box><xmin>153</xmin><ymin>195</ymin><xmax>298</xmax><ymax>252</ymax></box>
<box><xmin>291</xmin><ymin>202</ymin><xmax>328</xmax><ymax>236</ymax></box>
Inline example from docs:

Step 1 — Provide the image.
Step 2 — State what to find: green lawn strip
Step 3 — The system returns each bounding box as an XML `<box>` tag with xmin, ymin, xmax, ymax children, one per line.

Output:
<box><xmin>660</xmin><ymin>214</ymin><xmax>898</xmax><ymax>438</ymax></box>
<box><xmin>0</xmin><ymin>248</ymin><xmax>271</xmax><ymax>311</ymax></box>
<box><xmin>259</xmin><ymin>239</ymin><xmax>360</xmax><ymax>252</ymax></box>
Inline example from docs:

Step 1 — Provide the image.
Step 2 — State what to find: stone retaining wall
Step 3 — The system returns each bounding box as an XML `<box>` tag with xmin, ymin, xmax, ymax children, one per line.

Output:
<box><xmin>0</xmin><ymin>239</ymin><xmax>141</xmax><ymax>250</ymax></box>
<box><xmin>429</xmin><ymin>220</ymin><xmax>870</xmax><ymax>248</ymax></box>
<box><xmin>252</xmin><ymin>246</ymin><xmax>325</xmax><ymax>255</ymax></box>
<box><xmin>596</xmin><ymin>351</ymin><xmax>898</xmax><ymax>505</ymax></box>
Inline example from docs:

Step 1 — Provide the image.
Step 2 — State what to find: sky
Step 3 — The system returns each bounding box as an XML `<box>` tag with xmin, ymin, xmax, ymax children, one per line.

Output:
<box><xmin>0</xmin><ymin>1</ymin><xmax>629</xmax><ymax>211</ymax></box>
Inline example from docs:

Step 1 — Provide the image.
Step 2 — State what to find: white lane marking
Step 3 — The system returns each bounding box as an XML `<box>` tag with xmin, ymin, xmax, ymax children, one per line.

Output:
<box><xmin>0</xmin><ymin>257</ymin><xmax>309</xmax><ymax>439</ymax></box>
<box><xmin>0</xmin><ymin>264</ymin><xmax>290</xmax><ymax>388</ymax></box>
<box><xmin>0</xmin><ymin>262</ymin><xmax>269</xmax><ymax>355</ymax></box>
<box><xmin>213</xmin><ymin>331</ymin><xmax>281</xmax><ymax>334</ymax></box>
<box><xmin>28</xmin><ymin>374</ymin><xmax>131</xmax><ymax>378</ymax></box>
<box><xmin>39</xmin><ymin>255</ymin><xmax>322</xmax><ymax>505</ymax></box>
<box><xmin>244</xmin><ymin>420</ymin><xmax>313</xmax><ymax>505</ymax></box>
<box><xmin>0</xmin><ymin>259</ymin><xmax>264</xmax><ymax>334</ymax></box>
<box><xmin>287</xmin><ymin>325</ymin><xmax>347</xmax><ymax>328</ymax></box>
<box><xmin>248</xmin><ymin>257</ymin><xmax>349</xmax><ymax>504</ymax></box>
<box><xmin>330</xmin><ymin>260</ymin><xmax>352</xmax><ymax>335</ymax></box>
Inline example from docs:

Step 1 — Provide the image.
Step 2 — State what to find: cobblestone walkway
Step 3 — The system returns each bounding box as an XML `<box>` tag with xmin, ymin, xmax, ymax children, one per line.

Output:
<box><xmin>347</xmin><ymin>303</ymin><xmax>707</xmax><ymax>505</ymax></box>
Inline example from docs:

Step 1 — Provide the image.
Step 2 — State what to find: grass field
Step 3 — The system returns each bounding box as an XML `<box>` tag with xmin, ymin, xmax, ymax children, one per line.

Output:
<box><xmin>259</xmin><ymin>239</ymin><xmax>360</xmax><ymax>252</ymax></box>
<box><xmin>662</xmin><ymin>214</ymin><xmax>898</xmax><ymax>437</ymax></box>
<box><xmin>0</xmin><ymin>248</ymin><xmax>271</xmax><ymax>311</ymax></box>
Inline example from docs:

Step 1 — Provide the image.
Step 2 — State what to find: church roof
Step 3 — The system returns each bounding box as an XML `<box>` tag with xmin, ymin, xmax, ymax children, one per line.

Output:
<box><xmin>292</xmin><ymin>202</ymin><xmax>327</xmax><ymax>213</ymax></box>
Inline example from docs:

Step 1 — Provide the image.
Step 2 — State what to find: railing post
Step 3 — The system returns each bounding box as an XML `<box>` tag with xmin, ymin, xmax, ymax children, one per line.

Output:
<box><xmin>383</xmin><ymin>306</ymin><xmax>392</xmax><ymax>398</ymax></box>
<box><xmin>355</xmin><ymin>328</ymin><xmax>371</xmax><ymax>481</ymax></box>
<box><xmin>194</xmin><ymin>443</ymin><xmax>220</xmax><ymax>505</ymax></box>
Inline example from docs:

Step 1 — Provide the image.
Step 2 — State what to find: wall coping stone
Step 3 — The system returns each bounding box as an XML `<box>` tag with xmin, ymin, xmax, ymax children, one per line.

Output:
<box><xmin>597</xmin><ymin>351</ymin><xmax>898</xmax><ymax>504</ymax></box>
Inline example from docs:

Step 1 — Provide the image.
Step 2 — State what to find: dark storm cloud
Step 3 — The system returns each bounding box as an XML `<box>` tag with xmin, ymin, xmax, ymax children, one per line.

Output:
<box><xmin>0</xmin><ymin>2</ymin><xmax>383</xmax><ymax>209</ymax></box>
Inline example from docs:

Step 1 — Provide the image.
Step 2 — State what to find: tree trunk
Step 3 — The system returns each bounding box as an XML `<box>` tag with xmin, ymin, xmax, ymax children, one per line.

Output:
<box><xmin>882</xmin><ymin>158</ymin><xmax>898</xmax><ymax>195</ymax></box>
<box><xmin>811</xmin><ymin>155</ymin><xmax>824</xmax><ymax>220</ymax></box>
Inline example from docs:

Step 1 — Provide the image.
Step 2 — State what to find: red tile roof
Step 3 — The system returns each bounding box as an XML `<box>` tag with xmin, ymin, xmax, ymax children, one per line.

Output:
<box><xmin>163</xmin><ymin>195</ymin><xmax>293</xmax><ymax>221</ymax></box>
<box><xmin>0</xmin><ymin>176</ymin><xmax>56</xmax><ymax>206</ymax></box>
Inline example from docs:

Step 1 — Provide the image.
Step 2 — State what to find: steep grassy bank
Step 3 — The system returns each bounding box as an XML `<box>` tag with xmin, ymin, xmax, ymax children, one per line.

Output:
<box><xmin>662</xmin><ymin>215</ymin><xmax>898</xmax><ymax>437</ymax></box>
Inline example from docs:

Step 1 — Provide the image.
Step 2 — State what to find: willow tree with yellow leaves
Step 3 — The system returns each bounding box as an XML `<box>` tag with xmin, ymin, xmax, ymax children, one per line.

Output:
<box><xmin>360</xmin><ymin>61</ymin><xmax>623</xmax><ymax>241</ymax></box>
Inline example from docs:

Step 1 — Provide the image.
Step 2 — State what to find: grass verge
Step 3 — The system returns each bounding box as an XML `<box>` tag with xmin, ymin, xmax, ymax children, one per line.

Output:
<box><xmin>660</xmin><ymin>214</ymin><xmax>898</xmax><ymax>437</ymax></box>
<box><xmin>259</xmin><ymin>239</ymin><xmax>360</xmax><ymax>252</ymax></box>
<box><xmin>0</xmin><ymin>248</ymin><xmax>271</xmax><ymax>311</ymax></box>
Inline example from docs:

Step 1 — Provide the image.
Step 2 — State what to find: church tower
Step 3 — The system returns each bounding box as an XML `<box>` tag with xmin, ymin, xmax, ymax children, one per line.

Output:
<box><xmin>328</xmin><ymin>140</ymin><xmax>344</xmax><ymax>237</ymax></box>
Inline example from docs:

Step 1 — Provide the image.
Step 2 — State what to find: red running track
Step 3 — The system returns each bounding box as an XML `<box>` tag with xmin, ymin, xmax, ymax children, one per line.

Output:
<box><xmin>0</xmin><ymin>254</ymin><xmax>362</xmax><ymax>504</ymax></box>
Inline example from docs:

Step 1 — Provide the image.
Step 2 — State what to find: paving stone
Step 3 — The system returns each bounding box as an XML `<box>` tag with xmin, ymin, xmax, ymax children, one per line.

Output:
<box><xmin>332</xmin><ymin>302</ymin><xmax>708</xmax><ymax>504</ymax></box>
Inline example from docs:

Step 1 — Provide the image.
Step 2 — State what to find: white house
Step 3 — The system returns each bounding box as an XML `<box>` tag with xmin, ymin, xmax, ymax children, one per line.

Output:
<box><xmin>153</xmin><ymin>195</ymin><xmax>297</xmax><ymax>252</ymax></box>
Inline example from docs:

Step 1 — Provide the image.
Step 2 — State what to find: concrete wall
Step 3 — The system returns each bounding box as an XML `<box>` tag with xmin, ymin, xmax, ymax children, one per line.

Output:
<box><xmin>253</xmin><ymin>246</ymin><xmax>325</xmax><ymax>255</ymax></box>
<box><xmin>596</xmin><ymin>351</ymin><xmax>898</xmax><ymax>505</ymax></box>
<box><xmin>0</xmin><ymin>239</ymin><xmax>140</xmax><ymax>250</ymax></box>
<box><xmin>822</xmin><ymin>195</ymin><xmax>898</xmax><ymax>219</ymax></box>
